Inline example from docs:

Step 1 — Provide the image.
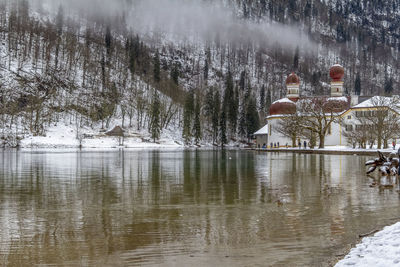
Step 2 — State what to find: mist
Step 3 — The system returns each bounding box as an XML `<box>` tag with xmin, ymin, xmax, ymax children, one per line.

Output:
<box><xmin>27</xmin><ymin>0</ymin><xmax>314</xmax><ymax>51</ymax></box>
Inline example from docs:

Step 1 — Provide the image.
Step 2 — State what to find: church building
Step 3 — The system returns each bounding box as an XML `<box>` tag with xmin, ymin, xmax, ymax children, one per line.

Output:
<box><xmin>257</xmin><ymin>65</ymin><xmax>359</xmax><ymax>148</ymax></box>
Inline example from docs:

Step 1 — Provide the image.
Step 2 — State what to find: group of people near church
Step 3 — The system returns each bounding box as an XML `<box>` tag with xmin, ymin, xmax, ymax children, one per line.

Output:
<box><xmin>262</xmin><ymin>140</ymin><xmax>309</xmax><ymax>149</ymax></box>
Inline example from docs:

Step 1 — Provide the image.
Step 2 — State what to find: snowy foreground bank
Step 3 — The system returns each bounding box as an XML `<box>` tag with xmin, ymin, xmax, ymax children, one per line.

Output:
<box><xmin>336</xmin><ymin>222</ymin><xmax>400</xmax><ymax>266</ymax></box>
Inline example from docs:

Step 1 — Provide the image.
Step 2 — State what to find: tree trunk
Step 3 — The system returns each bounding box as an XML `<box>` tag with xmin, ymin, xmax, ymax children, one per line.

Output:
<box><xmin>319</xmin><ymin>134</ymin><xmax>325</xmax><ymax>149</ymax></box>
<box><xmin>377</xmin><ymin>136</ymin><xmax>382</xmax><ymax>149</ymax></box>
<box><xmin>121</xmin><ymin>110</ymin><xmax>125</xmax><ymax>128</ymax></box>
<box><xmin>383</xmin><ymin>139</ymin><xmax>388</xmax><ymax>149</ymax></box>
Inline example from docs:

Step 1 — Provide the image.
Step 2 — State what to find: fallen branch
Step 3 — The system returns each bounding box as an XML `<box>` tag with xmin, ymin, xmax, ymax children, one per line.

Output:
<box><xmin>359</xmin><ymin>229</ymin><xmax>379</xmax><ymax>238</ymax></box>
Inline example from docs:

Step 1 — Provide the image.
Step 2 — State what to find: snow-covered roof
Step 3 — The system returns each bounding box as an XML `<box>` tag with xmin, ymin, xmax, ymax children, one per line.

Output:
<box><xmin>253</xmin><ymin>124</ymin><xmax>268</xmax><ymax>135</ymax></box>
<box><xmin>353</xmin><ymin>96</ymin><xmax>397</xmax><ymax>108</ymax></box>
<box><xmin>272</xmin><ymin>98</ymin><xmax>295</xmax><ymax>105</ymax></box>
<box><xmin>267</xmin><ymin>114</ymin><xmax>289</xmax><ymax>119</ymax></box>
<box><xmin>327</xmin><ymin>96</ymin><xmax>348</xmax><ymax>102</ymax></box>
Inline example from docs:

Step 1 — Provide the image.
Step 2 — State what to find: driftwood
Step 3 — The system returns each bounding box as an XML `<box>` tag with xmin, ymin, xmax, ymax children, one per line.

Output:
<box><xmin>359</xmin><ymin>229</ymin><xmax>380</xmax><ymax>238</ymax></box>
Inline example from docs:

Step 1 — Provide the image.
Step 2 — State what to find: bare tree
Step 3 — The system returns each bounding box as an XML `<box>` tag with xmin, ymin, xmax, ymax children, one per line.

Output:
<box><xmin>361</xmin><ymin>96</ymin><xmax>400</xmax><ymax>149</ymax></box>
<box><xmin>342</xmin><ymin>124</ymin><xmax>368</xmax><ymax>148</ymax></box>
<box><xmin>296</xmin><ymin>97</ymin><xmax>346</xmax><ymax>148</ymax></box>
<box><xmin>275</xmin><ymin>113</ymin><xmax>303</xmax><ymax>147</ymax></box>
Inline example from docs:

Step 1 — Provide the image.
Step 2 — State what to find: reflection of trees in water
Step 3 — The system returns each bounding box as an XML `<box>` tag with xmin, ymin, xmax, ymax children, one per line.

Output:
<box><xmin>1</xmin><ymin>151</ymin><xmax>381</xmax><ymax>266</ymax></box>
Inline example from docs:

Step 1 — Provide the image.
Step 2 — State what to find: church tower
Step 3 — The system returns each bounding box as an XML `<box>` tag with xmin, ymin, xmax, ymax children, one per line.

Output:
<box><xmin>286</xmin><ymin>72</ymin><xmax>300</xmax><ymax>100</ymax></box>
<box><xmin>330</xmin><ymin>64</ymin><xmax>345</xmax><ymax>97</ymax></box>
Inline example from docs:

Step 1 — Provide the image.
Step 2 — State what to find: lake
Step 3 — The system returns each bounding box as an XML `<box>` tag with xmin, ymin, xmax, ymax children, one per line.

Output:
<box><xmin>0</xmin><ymin>149</ymin><xmax>399</xmax><ymax>266</ymax></box>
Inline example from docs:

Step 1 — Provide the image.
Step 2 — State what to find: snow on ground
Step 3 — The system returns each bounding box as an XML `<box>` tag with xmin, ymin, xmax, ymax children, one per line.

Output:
<box><xmin>320</xmin><ymin>145</ymin><xmax>398</xmax><ymax>153</ymax></box>
<box><xmin>19</xmin><ymin>124</ymin><xmax>183</xmax><ymax>149</ymax></box>
<box><xmin>261</xmin><ymin>145</ymin><xmax>400</xmax><ymax>154</ymax></box>
<box><xmin>335</xmin><ymin>222</ymin><xmax>400</xmax><ymax>267</ymax></box>
<box><xmin>20</xmin><ymin>124</ymin><xmax>80</xmax><ymax>148</ymax></box>
<box><xmin>19</xmin><ymin>124</ymin><xmax>400</xmax><ymax>151</ymax></box>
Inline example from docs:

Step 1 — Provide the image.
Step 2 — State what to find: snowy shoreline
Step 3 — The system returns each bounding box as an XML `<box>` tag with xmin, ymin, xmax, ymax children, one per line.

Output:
<box><xmin>335</xmin><ymin>221</ymin><xmax>400</xmax><ymax>266</ymax></box>
<box><xmin>9</xmin><ymin>124</ymin><xmax>245</xmax><ymax>150</ymax></box>
<box><xmin>254</xmin><ymin>146</ymin><xmax>400</xmax><ymax>156</ymax></box>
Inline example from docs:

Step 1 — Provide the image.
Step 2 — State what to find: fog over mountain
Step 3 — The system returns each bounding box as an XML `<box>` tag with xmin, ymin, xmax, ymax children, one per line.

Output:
<box><xmin>30</xmin><ymin>0</ymin><xmax>314</xmax><ymax>51</ymax></box>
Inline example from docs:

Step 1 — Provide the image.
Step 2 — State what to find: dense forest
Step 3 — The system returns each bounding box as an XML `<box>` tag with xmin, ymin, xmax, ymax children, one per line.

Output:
<box><xmin>0</xmin><ymin>0</ymin><xmax>399</xmax><ymax>147</ymax></box>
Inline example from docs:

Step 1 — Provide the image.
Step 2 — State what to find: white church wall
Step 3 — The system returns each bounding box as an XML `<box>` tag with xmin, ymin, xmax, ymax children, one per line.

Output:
<box><xmin>267</xmin><ymin>118</ymin><xmax>293</xmax><ymax>147</ymax></box>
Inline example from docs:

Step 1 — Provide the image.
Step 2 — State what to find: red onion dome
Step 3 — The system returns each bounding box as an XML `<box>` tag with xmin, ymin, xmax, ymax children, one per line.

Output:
<box><xmin>286</xmin><ymin>72</ymin><xmax>300</xmax><ymax>85</ymax></box>
<box><xmin>269</xmin><ymin>98</ymin><xmax>296</xmax><ymax>116</ymax></box>
<box><xmin>330</xmin><ymin>64</ymin><xmax>345</xmax><ymax>82</ymax></box>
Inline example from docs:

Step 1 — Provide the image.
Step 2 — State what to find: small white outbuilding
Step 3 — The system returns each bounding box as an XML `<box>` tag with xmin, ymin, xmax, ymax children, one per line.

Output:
<box><xmin>253</xmin><ymin>124</ymin><xmax>268</xmax><ymax>148</ymax></box>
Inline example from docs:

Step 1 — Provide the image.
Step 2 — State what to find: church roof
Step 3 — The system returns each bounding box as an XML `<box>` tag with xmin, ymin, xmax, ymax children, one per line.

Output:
<box><xmin>351</xmin><ymin>96</ymin><xmax>400</xmax><ymax>114</ymax></box>
<box><xmin>254</xmin><ymin>124</ymin><xmax>269</xmax><ymax>135</ymax></box>
<box><xmin>268</xmin><ymin>96</ymin><xmax>350</xmax><ymax>117</ymax></box>
<box><xmin>269</xmin><ymin>98</ymin><xmax>297</xmax><ymax>116</ymax></box>
<box><xmin>353</xmin><ymin>96</ymin><xmax>394</xmax><ymax>108</ymax></box>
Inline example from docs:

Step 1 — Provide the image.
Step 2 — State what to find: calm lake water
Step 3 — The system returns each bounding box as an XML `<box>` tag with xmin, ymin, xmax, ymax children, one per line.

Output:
<box><xmin>0</xmin><ymin>149</ymin><xmax>399</xmax><ymax>266</ymax></box>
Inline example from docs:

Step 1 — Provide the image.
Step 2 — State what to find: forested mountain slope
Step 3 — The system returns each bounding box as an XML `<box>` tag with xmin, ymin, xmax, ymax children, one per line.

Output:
<box><xmin>0</xmin><ymin>0</ymin><xmax>398</xmax><ymax>147</ymax></box>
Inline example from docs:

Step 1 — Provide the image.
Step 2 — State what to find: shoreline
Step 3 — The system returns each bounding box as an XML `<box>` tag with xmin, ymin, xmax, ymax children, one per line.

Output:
<box><xmin>328</xmin><ymin>221</ymin><xmax>390</xmax><ymax>267</ymax></box>
<box><xmin>252</xmin><ymin>147</ymin><xmax>397</xmax><ymax>156</ymax></box>
<box><xmin>333</xmin><ymin>218</ymin><xmax>400</xmax><ymax>266</ymax></box>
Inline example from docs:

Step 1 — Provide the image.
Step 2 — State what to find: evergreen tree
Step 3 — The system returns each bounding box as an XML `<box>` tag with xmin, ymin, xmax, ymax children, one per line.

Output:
<box><xmin>384</xmin><ymin>77</ymin><xmax>394</xmax><ymax>95</ymax></box>
<box><xmin>288</xmin><ymin>0</ymin><xmax>297</xmax><ymax>17</ymax></box>
<box><xmin>266</xmin><ymin>89</ymin><xmax>272</xmax><ymax>114</ymax></box>
<box><xmin>239</xmin><ymin>85</ymin><xmax>251</xmax><ymax>138</ymax></box>
<box><xmin>127</xmin><ymin>36</ymin><xmax>135</xmax><ymax>75</ymax></box>
<box><xmin>212</xmin><ymin>91</ymin><xmax>220</xmax><ymax>144</ymax></box>
<box><xmin>54</xmin><ymin>4</ymin><xmax>64</xmax><ymax>69</ymax></box>
<box><xmin>171</xmin><ymin>64</ymin><xmax>179</xmax><ymax>85</ymax></box>
<box><xmin>336</xmin><ymin>23</ymin><xmax>346</xmax><ymax>43</ymax></box>
<box><xmin>55</xmin><ymin>5</ymin><xmax>64</xmax><ymax>36</ymax></box>
<box><xmin>193</xmin><ymin>95</ymin><xmax>201</xmax><ymax>145</ymax></box>
<box><xmin>260</xmin><ymin>0</ymin><xmax>267</xmax><ymax>16</ymax></box>
<box><xmin>150</xmin><ymin>90</ymin><xmax>161</xmax><ymax>142</ymax></box>
<box><xmin>239</xmin><ymin>70</ymin><xmax>246</xmax><ymax>91</ymax></box>
<box><xmin>304</xmin><ymin>1</ymin><xmax>312</xmax><ymax>18</ymax></box>
<box><xmin>246</xmin><ymin>95</ymin><xmax>260</xmax><ymax>140</ymax></box>
<box><xmin>259</xmin><ymin>85</ymin><xmax>266</xmax><ymax>110</ymax></box>
<box><xmin>242</xmin><ymin>2</ymin><xmax>249</xmax><ymax>19</ymax></box>
<box><xmin>238</xmin><ymin>104</ymin><xmax>246</xmax><ymax>138</ymax></box>
<box><xmin>224</xmin><ymin>72</ymin><xmax>237</xmax><ymax>133</ymax></box>
<box><xmin>153</xmin><ymin>50</ymin><xmax>161</xmax><ymax>83</ymax></box>
<box><xmin>204</xmin><ymin>59</ymin><xmax>209</xmax><ymax>81</ymax></box>
<box><xmin>105</xmin><ymin>25</ymin><xmax>112</xmax><ymax>56</ymax></box>
<box><xmin>293</xmin><ymin>46</ymin><xmax>299</xmax><ymax>71</ymax></box>
<box><xmin>233</xmin><ymin>86</ymin><xmax>239</xmax><ymax>124</ymax></box>
<box><xmin>182</xmin><ymin>90</ymin><xmax>194</xmax><ymax>144</ymax></box>
<box><xmin>354</xmin><ymin>72</ymin><xmax>361</xmax><ymax>95</ymax></box>
<box><xmin>219</xmin><ymin>107</ymin><xmax>227</xmax><ymax>147</ymax></box>
<box><xmin>204</xmin><ymin>87</ymin><xmax>214</xmax><ymax>123</ymax></box>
